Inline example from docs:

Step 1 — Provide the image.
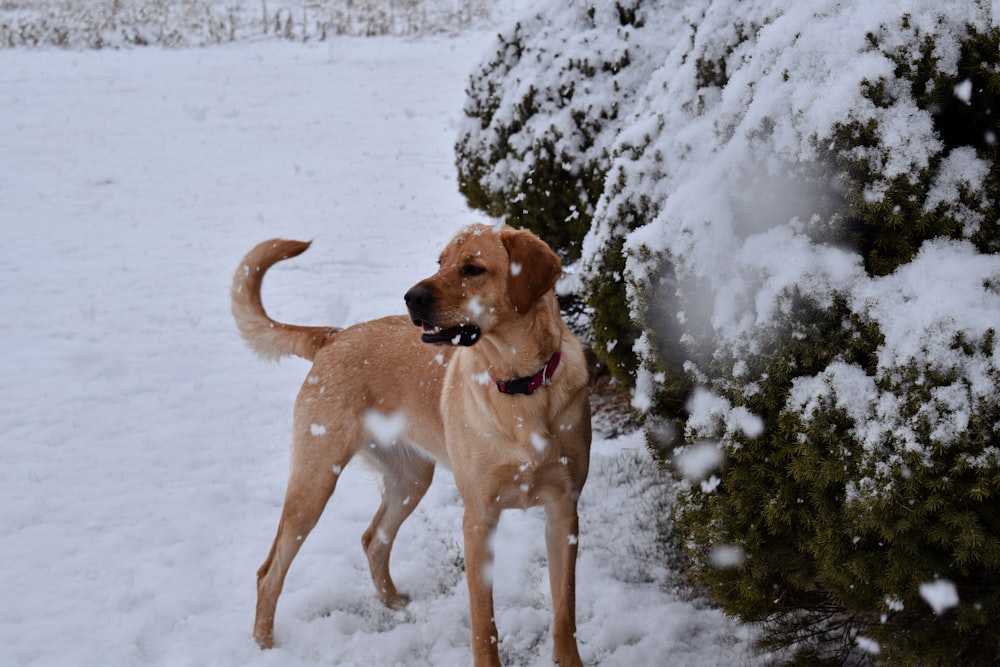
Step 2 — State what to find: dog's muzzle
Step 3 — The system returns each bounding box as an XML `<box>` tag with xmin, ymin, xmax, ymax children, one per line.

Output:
<box><xmin>404</xmin><ymin>284</ymin><xmax>481</xmax><ymax>346</ymax></box>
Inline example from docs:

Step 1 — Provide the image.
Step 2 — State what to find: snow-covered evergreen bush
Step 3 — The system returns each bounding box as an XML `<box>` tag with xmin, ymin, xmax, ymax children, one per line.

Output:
<box><xmin>461</xmin><ymin>0</ymin><xmax>1000</xmax><ymax>662</ymax></box>
<box><xmin>615</xmin><ymin>2</ymin><xmax>1000</xmax><ymax>662</ymax></box>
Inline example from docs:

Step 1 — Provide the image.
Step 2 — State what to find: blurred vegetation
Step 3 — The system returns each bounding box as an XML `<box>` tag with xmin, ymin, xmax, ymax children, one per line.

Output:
<box><xmin>0</xmin><ymin>0</ymin><xmax>495</xmax><ymax>47</ymax></box>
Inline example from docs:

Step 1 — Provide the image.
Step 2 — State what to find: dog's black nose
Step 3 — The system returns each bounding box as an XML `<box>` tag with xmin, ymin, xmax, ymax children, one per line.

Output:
<box><xmin>404</xmin><ymin>284</ymin><xmax>434</xmax><ymax>320</ymax></box>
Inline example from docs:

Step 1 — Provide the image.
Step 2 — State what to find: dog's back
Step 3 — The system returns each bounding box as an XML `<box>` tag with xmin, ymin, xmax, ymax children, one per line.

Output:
<box><xmin>231</xmin><ymin>238</ymin><xmax>454</xmax><ymax>461</ymax></box>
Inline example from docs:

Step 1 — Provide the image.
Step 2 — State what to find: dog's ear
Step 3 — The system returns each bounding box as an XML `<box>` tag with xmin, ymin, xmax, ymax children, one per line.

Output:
<box><xmin>501</xmin><ymin>229</ymin><xmax>562</xmax><ymax>312</ymax></box>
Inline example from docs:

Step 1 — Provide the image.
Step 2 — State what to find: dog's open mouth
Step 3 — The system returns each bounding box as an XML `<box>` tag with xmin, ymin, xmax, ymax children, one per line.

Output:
<box><xmin>418</xmin><ymin>321</ymin><xmax>481</xmax><ymax>346</ymax></box>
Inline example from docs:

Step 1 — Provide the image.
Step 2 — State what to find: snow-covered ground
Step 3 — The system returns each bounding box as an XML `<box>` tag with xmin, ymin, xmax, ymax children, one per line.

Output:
<box><xmin>0</xmin><ymin>35</ymin><xmax>759</xmax><ymax>666</ymax></box>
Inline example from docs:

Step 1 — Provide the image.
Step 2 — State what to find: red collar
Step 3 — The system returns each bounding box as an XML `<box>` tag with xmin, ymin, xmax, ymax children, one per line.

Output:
<box><xmin>493</xmin><ymin>352</ymin><xmax>561</xmax><ymax>395</ymax></box>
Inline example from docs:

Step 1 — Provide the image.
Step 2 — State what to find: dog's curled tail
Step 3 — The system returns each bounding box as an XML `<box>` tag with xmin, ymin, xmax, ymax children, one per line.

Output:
<box><xmin>231</xmin><ymin>239</ymin><xmax>340</xmax><ymax>362</ymax></box>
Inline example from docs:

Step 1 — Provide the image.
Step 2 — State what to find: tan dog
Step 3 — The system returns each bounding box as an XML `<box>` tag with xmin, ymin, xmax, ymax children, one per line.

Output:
<box><xmin>231</xmin><ymin>224</ymin><xmax>591</xmax><ymax>667</ymax></box>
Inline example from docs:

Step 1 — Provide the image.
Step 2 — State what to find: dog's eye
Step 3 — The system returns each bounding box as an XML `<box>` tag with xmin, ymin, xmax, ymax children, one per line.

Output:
<box><xmin>461</xmin><ymin>264</ymin><xmax>486</xmax><ymax>277</ymax></box>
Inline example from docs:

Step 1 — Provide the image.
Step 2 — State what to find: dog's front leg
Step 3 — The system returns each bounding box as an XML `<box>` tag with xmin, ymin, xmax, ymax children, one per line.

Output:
<box><xmin>545</xmin><ymin>497</ymin><xmax>583</xmax><ymax>667</ymax></box>
<box><xmin>463</xmin><ymin>507</ymin><xmax>502</xmax><ymax>667</ymax></box>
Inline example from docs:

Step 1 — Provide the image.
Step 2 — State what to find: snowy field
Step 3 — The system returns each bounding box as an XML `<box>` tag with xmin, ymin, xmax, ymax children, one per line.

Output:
<box><xmin>0</xmin><ymin>34</ymin><xmax>759</xmax><ymax>666</ymax></box>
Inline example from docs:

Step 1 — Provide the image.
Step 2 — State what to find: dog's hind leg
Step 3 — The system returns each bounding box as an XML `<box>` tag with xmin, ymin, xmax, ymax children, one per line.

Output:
<box><xmin>361</xmin><ymin>446</ymin><xmax>435</xmax><ymax>610</ymax></box>
<box><xmin>253</xmin><ymin>439</ymin><xmax>352</xmax><ymax>649</ymax></box>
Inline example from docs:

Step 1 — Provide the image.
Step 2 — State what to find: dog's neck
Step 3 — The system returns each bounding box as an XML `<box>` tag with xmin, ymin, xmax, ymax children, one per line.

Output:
<box><xmin>473</xmin><ymin>292</ymin><xmax>564</xmax><ymax>385</ymax></box>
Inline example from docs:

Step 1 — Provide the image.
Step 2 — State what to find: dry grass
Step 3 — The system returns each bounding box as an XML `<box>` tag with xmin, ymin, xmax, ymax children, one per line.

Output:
<box><xmin>0</xmin><ymin>0</ymin><xmax>495</xmax><ymax>48</ymax></box>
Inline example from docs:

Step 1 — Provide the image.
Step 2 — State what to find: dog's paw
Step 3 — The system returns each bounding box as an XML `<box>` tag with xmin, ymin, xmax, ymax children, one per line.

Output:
<box><xmin>381</xmin><ymin>591</ymin><xmax>411</xmax><ymax>610</ymax></box>
<box><xmin>253</xmin><ymin>629</ymin><xmax>275</xmax><ymax>650</ymax></box>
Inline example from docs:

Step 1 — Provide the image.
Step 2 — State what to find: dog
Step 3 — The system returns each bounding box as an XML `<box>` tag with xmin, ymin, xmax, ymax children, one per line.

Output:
<box><xmin>231</xmin><ymin>223</ymin><xmax>591</xmax><ymax>667</ymax></box>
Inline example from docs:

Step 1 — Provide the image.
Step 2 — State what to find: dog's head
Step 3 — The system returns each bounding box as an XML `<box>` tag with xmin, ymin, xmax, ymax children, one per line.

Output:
<box><xmin>404</xmin><ymin>224</ymin><xmax>562</xmax><ymax>346</ymax></box>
